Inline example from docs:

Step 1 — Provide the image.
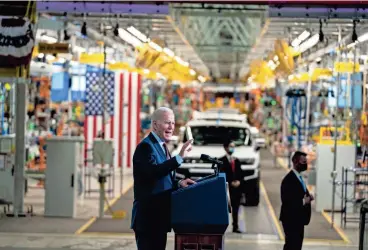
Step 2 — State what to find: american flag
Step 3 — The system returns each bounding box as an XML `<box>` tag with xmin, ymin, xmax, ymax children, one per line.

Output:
<box><xmin>84</xmin><ymin>70</ymin><xmax>142</xmax><ymax>169</ymax></box>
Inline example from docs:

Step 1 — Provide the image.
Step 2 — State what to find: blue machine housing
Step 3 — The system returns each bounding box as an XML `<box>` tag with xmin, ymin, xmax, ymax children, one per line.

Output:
<box><xmin>171</xmin><ymin>173</ymin><xmax>229</xmax><ymax>234</ymax></box>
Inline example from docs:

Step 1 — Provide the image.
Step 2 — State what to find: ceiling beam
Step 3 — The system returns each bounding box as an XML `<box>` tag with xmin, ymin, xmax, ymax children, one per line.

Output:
<box><xmin>37</xmin><ymin>2</ymin><xmax>169</xmax><ymax>15</ymax></box>
<box><xmin>269</xmin><ymin>7</ymin><xmax>368</xmax><ymax>19</ymax></box>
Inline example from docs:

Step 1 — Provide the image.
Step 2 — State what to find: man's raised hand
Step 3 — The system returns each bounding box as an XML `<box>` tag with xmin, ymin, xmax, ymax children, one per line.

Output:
<box><xmin>179</xmin><ymin>139</ymin><xmax>193</xmax><ymax>158</ymax></box>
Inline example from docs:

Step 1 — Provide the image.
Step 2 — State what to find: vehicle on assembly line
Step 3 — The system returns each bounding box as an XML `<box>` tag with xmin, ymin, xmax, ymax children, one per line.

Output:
<box><xmin>171</xmin><ymin>111</ymin><xmax>261</xmax><ymax>206</ymax></box>
<box><xmin>250</xmin><ymin>126</ymin><xmax>266</xmax><ymax>148</ymax></box>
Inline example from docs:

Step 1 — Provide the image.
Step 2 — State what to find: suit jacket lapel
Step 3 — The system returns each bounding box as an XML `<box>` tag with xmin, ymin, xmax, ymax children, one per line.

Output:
<box><xmin>290</xmin><ymin>171</ymin><xmax>307</xmax><ymax>194</ymax></box>
<box><xmin>149</xmin><ymin>132</ymin><xmax>175</xmax><ymax>186</ymax></box>
<box><xmin>149</xmin><ymin>132</ymin><xmax>166</xmax><ymax>161</ymax></box>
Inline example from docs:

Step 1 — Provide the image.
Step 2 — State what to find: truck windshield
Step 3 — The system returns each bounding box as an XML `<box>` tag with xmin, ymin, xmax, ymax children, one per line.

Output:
<box><xmin>184</xmin><ymin>126</ymin><xmax>251</xmax><ymax>146</ymax></box>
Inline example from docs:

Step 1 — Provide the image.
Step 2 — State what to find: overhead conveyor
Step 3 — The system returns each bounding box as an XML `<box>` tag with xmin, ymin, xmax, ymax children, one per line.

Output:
<box><xmin>170</xmin><ymin>4</ymin><xmax>267</xmax><ymax>80</ymax></box>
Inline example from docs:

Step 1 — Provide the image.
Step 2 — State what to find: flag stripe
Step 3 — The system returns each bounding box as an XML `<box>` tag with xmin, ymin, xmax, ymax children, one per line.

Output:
<box><xmin>119</xmin><ymin>73</ymin><xmax>124</xmax><ymax>168</ymax></box>
<box><xmin>122</xmin><ymin>72</ymin><xmax>129</xmax><ymax>168</ymax></box>
<box><xmin>113</xmin><ymin>73</ymin><xmax>120</xmax><ymax>169</ymax></box>
<box><xmin>136</xmin><ymin>74</ymin><xmax>142</xmax><ymax>145</ymax></box>
<box><xmin>84</xmin><ymin>71</ymin><xmax>141</xmax><ymax>170</ymax></box>
<box><xmin>127</xmin><ymin>73</ymin><xmax>132</xmax><ymax>168</ymax></box>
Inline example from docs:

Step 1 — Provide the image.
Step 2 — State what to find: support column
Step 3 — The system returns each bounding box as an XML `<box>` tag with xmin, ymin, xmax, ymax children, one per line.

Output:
<box><xmin>13</xmin><ymin>80</ymin><xmax>27</xmax><ymax>216</ymax></box>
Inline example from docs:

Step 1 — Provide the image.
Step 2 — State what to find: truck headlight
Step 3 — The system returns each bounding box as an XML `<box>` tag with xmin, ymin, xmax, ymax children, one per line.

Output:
<box><xmin>240</xmin><ymin>158</ymin><xmax>255</xmax><ymax>165</ymax></box>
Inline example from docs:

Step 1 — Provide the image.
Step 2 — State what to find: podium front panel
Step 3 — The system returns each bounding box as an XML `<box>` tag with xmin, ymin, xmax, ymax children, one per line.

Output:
<box><xmin>171</xmin><ymin>173</ymin><xmax>229</xmax><ymax>234</ymax></box>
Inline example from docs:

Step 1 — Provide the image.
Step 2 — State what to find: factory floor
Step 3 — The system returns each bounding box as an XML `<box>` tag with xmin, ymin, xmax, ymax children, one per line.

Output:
<box><xmin>0</xmin><ymin>150</ymin><xmax>361</xmax><ymax>250</ymax></box>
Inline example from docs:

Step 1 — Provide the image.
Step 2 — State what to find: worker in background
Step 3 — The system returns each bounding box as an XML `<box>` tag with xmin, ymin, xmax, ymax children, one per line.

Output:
<box><xmin>279</xmin><ymin>151</ymin><xmax>313</xmax><ymax>250</ymax></box>
<box><xmin>219</xmin><ymin>140</ymin><xmax>243</xmax><ymax>233</ymax></box>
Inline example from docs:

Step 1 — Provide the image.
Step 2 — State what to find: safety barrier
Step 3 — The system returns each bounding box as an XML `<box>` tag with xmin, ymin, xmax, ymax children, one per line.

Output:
<box><xmin>359</xmin><ymin>199</ymin><xmax>368</xmax><ymax>250</ymax></box>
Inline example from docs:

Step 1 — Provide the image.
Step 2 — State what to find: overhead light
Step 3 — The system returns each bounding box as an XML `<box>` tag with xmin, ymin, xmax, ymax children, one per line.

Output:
<box><xmin>189</xmin><ymin>69</ymin><xmax>196</xmax><ymax>76</ymax></box>
<box><xmin>149</xmin><ymin>41</ymin><xmax>162</xmax><ymax>52</ymax></box>
<box><xmin>73</xmin><ymin>46</ymin><xmax>86</xmax><ymax>53</ymax></box>
<box><xmin>118</xmin><ymin>28</ymin><xmax>143</xmax><ymax>47</ymax></box>
<box><xmin>37</xmin><ymin>34</ymin><xmax>57</xmax><ymax>43</ymax></box>
<box><xmin>198</xmin><ymin>76</ymin><xmax>206</xmax><ymax>82</ymax></box>
<box><xmin>163</xmin><ymin>48</ymin><xmax>175</xmax><ymax>57</ymax></box>
<box><xmin>347</xmin><ymin>42</ymin><xmax>356</xmax><ymax>48</ymax></box>
<box><xmin>127</xmin><ymin>26</ymin><xmax>148</xmax><ymax>42</ymax></box>
<box><xmin>358</xmin><ymin>32</ymin><xmax>368</xmax><ymax>43</ymax></box>
<box><xmin>175</xmin><ymin>56</ymin><xmax>189</xmax><ymax>67</ymax></box>
<box><xmin>295</xmin><ymin>33</ymin><xmax>319</xmax><ymax>53</ymax></box>
<box><xmin>291</xmin><ymin>30</ymin><xmax>311</xmax><ymax>47</ymax></box>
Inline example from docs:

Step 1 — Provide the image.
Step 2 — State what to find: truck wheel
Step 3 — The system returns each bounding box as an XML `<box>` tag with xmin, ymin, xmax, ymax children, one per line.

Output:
<box><xmin>244</xmin><ymin>177</ymin><xmax>260</xmax><ymax>206</ymax></box>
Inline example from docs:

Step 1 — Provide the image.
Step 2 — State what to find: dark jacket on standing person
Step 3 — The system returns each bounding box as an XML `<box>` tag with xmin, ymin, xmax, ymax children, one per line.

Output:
<box><xmin>279</xmin><ymin>170</ymin><xmax>312</xmax><ymax>226</ymax></box>
<box><xmin>131</xmin><ymin>132</ymin><xmax>180</xmax><ymax>233</ymax></box>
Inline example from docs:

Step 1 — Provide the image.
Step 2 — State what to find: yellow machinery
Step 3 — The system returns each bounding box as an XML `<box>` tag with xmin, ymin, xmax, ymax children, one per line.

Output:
<box><xmin>318</xmin><ymin>126</ymin><xmax>352</xmax><ymax>145</ymax></box>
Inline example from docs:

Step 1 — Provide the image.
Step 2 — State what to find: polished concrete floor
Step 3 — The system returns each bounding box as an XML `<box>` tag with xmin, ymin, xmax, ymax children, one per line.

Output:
<box><xmin>0</xmin><ymin>233</ymin><xmax>358</xmax><ymax>250</ymax></box>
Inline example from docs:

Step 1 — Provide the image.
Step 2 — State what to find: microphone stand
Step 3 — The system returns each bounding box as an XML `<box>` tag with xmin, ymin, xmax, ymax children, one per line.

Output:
<box><xmin>211</xmin><ymin>162</ymin><xmax>219</xmax><ymax>176</ymax></box>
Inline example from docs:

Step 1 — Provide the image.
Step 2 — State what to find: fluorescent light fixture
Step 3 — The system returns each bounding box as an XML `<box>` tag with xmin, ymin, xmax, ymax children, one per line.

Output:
<box><xmin>295</xmin><ymin>33</ymin><xmax>319</xmax><ymax>53</ymax></box>
<box><xmin>127</xmin><ymin>26</ymin><xmax>148</xmax><ymax>42</ymax></box>
<box><xmin>198</xmin><ymin>75</ymin><xmax>206</xmax><ymax>82</ymax></box>
<box><xmin>291</xmin><ymin>30</ymin><xmax>311</xmax><ymax>47</ymax></box>
<box><xmin>175</xmin><ymin>56</ymin><xmax>189</xmax><ymax>67</ymax></box>
<box><xmin>118</xmin><ymin>28</ymin><xmax>143</xmax><ymax>47</ymax></box>
<box><xmin>37</xmin><ymin>34</ymin><xmax>57</xmax><ymax>43</ymax></box>
<box><xmin>73</xmin><ymin>46</ymin><xmax>86</xmax><ymax>53</ymax></box>
<box><xmin>163</xmin><ymin>48</ymin><xmax>175</xmax><ymax>57</ymax></box>
<box><xmin>358</xmin><ymin>32</ymin><xmax>368</xmax><ymax>42</ymax></box>
<box><xmin>149</xmin><ymin>41</ymin><xmax>162</xmax><ymax>52</ymax></box>
<box><xmin>189</xmin><ymin>69</ymin><xmax>196</xmax><ymax>76</ymax></box>
<box><xmin>344</xmin><ymin>32</ymin><xmax>368</xmax><ymax>49</ymax></box>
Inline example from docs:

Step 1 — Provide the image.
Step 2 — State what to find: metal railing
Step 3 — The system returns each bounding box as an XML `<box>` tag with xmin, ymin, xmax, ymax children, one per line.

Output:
<box><xmin>359</xmin><ymin>199</ymin><xmax>368</xmax><ymax>250</ymax></box>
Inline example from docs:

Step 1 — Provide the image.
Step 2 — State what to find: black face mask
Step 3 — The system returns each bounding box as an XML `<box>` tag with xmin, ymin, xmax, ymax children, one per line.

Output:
<box><xmin>298</xmin><ymin>163</ymin><xmax>308</xmax><ymax>172</ymax></box>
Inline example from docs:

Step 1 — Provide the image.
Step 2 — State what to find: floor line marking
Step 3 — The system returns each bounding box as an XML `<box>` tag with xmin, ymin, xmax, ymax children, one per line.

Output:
<box><xmin>321</xmin><ymin>210</ymin><xmax>351</xmax><ymax>244</ymax></box>
<box><xmin>75</xmin><ymin>180</ymin><xmax>134</xmax><ymax>235</ymax></box>
<box><xmin>75</xmin><ymin>216</ymin><xmax>96</xmax><ymax>235</ymax></box>
<box><xmin>259</xmin><ymin>181</ymin><xmax>285</xmax><ymax>241</ymax></box>
<box><xmin>0</xmin><ymin>231</ymin><xmax>356</xmax><ymax>247</ymax></box>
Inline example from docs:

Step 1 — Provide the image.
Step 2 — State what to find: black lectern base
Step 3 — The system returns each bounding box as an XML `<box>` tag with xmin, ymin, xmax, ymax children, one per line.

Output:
<box><xmin>175</xmin><ymin>233</ymin><xmax>224</xmax><ymax>250</ymax></box>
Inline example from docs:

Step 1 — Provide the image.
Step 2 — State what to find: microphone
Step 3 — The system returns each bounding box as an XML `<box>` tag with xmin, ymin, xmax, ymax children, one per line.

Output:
<box><xmin>200</xmin><ymin>154</ymin><xmax>223</xmax><ymax>165</ymax></box>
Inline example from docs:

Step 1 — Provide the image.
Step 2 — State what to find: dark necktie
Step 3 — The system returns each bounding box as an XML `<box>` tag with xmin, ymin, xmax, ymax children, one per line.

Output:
<box><xmin>163</xmin><ymin>143</ymin><xmax>175</xmax><ymax>180</ymax></box>
<box><xmin>231</xmin><ymin>159</ymin><xmax>235</xmax><ymax>173</ymax></box>
<box><xmin>163</xmin><ymin>143</ymin><xmax>171</xmax><ymax>160</ymax></box>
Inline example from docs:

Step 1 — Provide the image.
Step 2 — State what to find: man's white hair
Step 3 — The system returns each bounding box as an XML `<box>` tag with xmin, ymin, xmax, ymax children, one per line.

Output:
<box><xmin>151</xmin><ymin>107</ymin><xmax>174</xmax><ymax>122</ymax></box>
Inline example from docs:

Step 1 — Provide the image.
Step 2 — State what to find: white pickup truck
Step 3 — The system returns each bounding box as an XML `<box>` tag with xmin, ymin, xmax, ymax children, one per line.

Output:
<box><xmin>172</xmin><ymin>116</ymin><xmax>261</xmax><ymax>206</ymax></box>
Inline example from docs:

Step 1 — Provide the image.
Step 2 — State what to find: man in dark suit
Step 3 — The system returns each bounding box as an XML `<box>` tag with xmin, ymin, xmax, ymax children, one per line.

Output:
<box><xmin>219</xmin><ymin>140</ymin><xmax>243</xmax><ymax>233</ymax></box>
<box><xmin>280</xmin><ymin>151</ymin><xmax>314</xmax><ymax>250</ymax></box>
<box><xmin>131</xmin><ymin>107</ymin><xmax>195</xmax><ymax>250</ymax></box>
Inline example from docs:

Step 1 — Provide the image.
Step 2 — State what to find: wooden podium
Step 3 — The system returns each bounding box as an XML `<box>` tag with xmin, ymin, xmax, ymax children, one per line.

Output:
<box><xmin>171</xmin><ymin>173</ymin><xmax>229</xmax><ymax>250</ymax></box>
<box><xmin>175</xmin><ymin>234</ymin><xmax>223</xmax><ymax>250</ymax></box>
